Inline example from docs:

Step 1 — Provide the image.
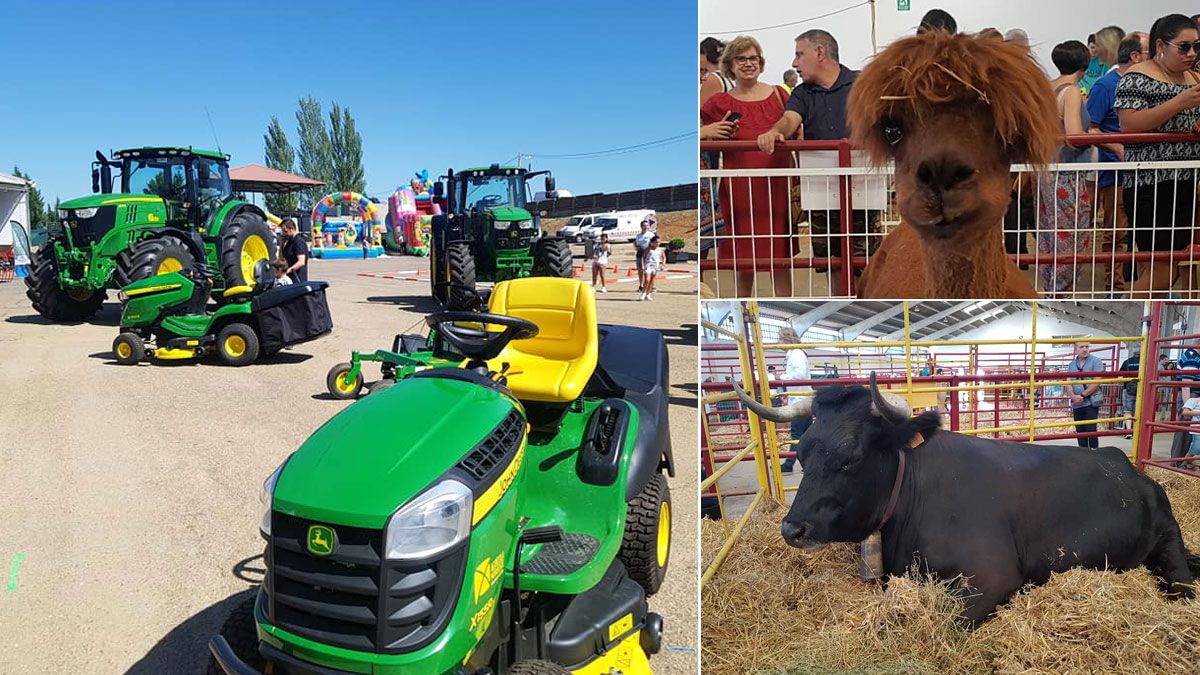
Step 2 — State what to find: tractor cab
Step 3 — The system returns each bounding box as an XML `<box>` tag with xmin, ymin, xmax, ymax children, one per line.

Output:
<box><xmin>92</xmin><ymin>147</ymin><xmax>233</xmax><ymax>230</ymax></box>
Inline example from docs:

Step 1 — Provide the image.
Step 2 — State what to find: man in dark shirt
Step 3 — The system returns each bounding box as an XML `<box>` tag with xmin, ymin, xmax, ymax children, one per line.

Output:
<box><xmin>279</xmin><ymin>218</ymin><xmax>309</xmax><ymax>283</ymax></box>
<box><xmin>756</xmin><ymin>29</ymin><xmax>878</xmax><ymax>276</ymax></box>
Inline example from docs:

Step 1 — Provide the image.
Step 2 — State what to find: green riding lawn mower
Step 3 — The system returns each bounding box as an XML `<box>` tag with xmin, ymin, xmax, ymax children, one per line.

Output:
<box><xmin>112</xmin><ymin>261</ymin><xmax>332</xmax><ymax>367</ymax></box>
<box><xmin>25</xmin><ymin>146</ymin><xmax>277</xmax><ymax>321</ymax></box>
<box><xmin>430</xmin><ymin>166</ymin><xmax>573</xmax><ymax>310</ymax></box>
<box><xmin>210</xmin><ymin>277</ymin><xmax>675</xmax><ymax>675</ymax></box>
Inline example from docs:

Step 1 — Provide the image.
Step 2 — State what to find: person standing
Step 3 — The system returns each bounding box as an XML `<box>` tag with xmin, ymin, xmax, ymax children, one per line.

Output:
<box><xmin>591</xmin><ymin>233</ymin><xmax>611</xmax><ymax>293</ymax></box>
<box><xmin>635</xmin><ymin>219</ymin><xmax>654</xmax><ymax>292</ymax></box>
<box><xmin>782</xmin><ymin>69</ymin><xmax>798</xmax><ymax>94</ymax></box>
<box><xmin>1068</xmin><ymin>341</ymin><xmax>1105</xmax><ymax>448</ymax></box>
<box><xmin>640</xmin><ymin>236</ymin><xmax>664</xmax><ymax>301</ymax></box>
<box><xmin>279</xmin><ymin>218</ymin><xmax>309</xmax><ymax>284</ymax></box>
<box><xmin>1119</xmin><ymin>348</ymin><xmax>1141</xmax><ymax>438</ymax></box>
<box><xmin>776</xmin><ymin>326</ymin><xmax>811</xmax><ymax>473</ymax></box>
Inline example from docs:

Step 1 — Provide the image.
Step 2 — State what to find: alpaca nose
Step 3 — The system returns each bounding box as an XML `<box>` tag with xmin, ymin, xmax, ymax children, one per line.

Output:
<box><xmin>915</xmin><ymin>155</ymin><xmax>976</xmax><ymax>192</ymax></box>
<box><xmin>781</xmin><ymin>520</ymin><xmax>812</xmax><ymax>543</ymax></box>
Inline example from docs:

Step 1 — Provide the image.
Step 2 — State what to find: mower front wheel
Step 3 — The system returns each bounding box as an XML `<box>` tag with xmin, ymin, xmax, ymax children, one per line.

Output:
<box><xmin>509</xmin><ymin>660</ymin><xmax>571</xmax><ymax>675</ymax></box>
<box><xmin>326</xmin><ymin>362</ymin><xmax>364</xmax><ymax>399</ymax></box>
<box><xmin>216</xmin><ymin>323</ymin><xmax>260</xmax><ymax>367</ymax></box>
<box><xmin>619</xmin><ymin>472</ymin><xmax>671</xmax><ymax>596</ymax></box>
<box><xmin>206</xmin><ymin>592</ymin><xmax>266</xmax><ymax>675</ymax></box>
<box><xmin>112</xmin><ymin>332</ymin><xmax>145</xmax><ymax>365</ymax></box>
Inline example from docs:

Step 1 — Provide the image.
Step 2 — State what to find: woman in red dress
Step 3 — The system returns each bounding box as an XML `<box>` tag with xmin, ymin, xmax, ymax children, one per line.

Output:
<box><xmin>701</xmin><ymin>34</ymin><xmax>793</xmax><ymax>297</ymax></box>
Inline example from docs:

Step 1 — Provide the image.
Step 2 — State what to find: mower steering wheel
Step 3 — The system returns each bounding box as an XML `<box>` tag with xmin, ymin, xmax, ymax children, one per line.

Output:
<box><xmin>426</xmin><ymin>312</ymin><xmax>539</xmax><ymax>362</ymax></box>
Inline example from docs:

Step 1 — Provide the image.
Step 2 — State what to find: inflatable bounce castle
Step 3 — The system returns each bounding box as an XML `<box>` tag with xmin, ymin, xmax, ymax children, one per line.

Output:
<box><xmin>310</xmin><ymin>192</ymin><xmax>385</xmax><ymax>259</ymax></box>
<box><xmin>383</xmin><ymin>170</ymin><xmax>442</xmax><ymax>256</ymax></box>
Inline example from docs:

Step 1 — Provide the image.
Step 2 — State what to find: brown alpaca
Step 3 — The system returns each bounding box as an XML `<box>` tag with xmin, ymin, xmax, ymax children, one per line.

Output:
<box><xmin>851</xmin><ymin>32</ymin><xmax>1060</xmax><ymax>298</ymax></box>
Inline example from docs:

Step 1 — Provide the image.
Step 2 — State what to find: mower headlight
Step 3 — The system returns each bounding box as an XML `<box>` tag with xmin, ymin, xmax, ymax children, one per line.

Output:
<box><xmin>493</xmin><ymin>220</ymin><xmax>511</xmax><ymax>230</ymax></box>
<box><xmin>74</xmin><ymin>207</ymin><xmax>98</xmax><ymax>219</ymax></box>
<box><xmin>516</xmin><ymin>219</ymin><xmax>533</xmax><ymax>229</ymax></box>
<box><xmin>57</xmin><ymin>209</ymin><xmax>69</xmax><ymax>220</ymax></box>
<box><xmin>259</xmin><ymin>461</ymin><xmax>286</xmax><ymax>536</ymax></box>
<box><xmin>385</xmin><ymin>479</ymin><xmax>472</xmax><ymax>560</ymax></box>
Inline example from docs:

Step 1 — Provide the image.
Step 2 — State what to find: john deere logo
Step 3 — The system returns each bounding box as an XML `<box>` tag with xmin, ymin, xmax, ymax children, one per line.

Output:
<box><xmin>307</xmin><ymin>524</ymin><xmax>336</xmax><ymax>556</ymax></box>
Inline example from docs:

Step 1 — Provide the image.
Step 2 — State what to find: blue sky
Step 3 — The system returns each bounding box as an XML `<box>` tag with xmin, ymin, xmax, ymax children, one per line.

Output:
<box><xmin>1</xmin><ymin>0</ymin><xmax>695</xmax><ymax>205</ymax></box>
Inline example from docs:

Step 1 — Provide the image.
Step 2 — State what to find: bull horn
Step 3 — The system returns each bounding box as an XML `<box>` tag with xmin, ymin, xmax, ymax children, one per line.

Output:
<box><xmin>730</xmin><ymin>381</ymin><xmax>812</xmax><ymax>423</ymax></box>
<box><xmin>869</xmin><ymin>372</ymin><xmax>911</xmax><ymax>424</ymax></box>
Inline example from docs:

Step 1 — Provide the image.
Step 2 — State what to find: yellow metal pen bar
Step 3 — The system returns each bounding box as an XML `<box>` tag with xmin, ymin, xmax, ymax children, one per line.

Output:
<box><xmin>699</xmin><ymin>440</ymin><xmax>759</xmax><ymax>491</ymax></box>
<box><xmin>769</xmin><ymin>336</ymin><xmax>1143</xmax><ymax>349</ymax></box>
<box><xmin>701</xmin><ymin>319</ymin><xmax>743</xmax><ymax>341</ymax></box>
<box><xmin>701</xmin><ymin>489</ymin><xmax>765</xmax><ymax>590</ymax></box>
<box><xmin>961</xmin><ymin>415</ymin><xmax>1133</xmax><ymax>436</ymax></box>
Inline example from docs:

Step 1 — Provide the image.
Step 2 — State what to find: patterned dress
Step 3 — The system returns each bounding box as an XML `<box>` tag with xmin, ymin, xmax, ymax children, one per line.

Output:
<box><xmin>1036</xmin><ymin>83</ymin><xmax>1093</xmax><ymax>294</ymax></box>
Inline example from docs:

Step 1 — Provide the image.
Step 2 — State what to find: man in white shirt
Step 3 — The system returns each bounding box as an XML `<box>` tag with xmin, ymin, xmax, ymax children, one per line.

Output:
<box><xmin>1181</xmin><ymin>388</ymin><xmax>1200</xmax><ymax>467</ymax></box>
<box><xmin>777</xmin><ymin>326</ymin><xmax>812</xmax><ymax>473</ymax></box>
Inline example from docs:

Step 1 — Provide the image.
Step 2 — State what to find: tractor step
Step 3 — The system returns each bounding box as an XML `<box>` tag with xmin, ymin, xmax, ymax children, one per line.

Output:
<box><xmin>522</xmin><ymin>533</ymin><xmax>600</xmax><ymax>576</ymax></box>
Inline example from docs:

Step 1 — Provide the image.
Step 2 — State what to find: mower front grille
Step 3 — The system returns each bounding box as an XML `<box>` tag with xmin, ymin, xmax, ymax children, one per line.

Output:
<box><xmin>458</xmin><ymin>409</ymin><xmax>525</xmax><ymax>482</ymax></box>
<box><xmin>266</xmin><ymin>511</ymin><xmax>467</xmax><ymax>654</ymax></box>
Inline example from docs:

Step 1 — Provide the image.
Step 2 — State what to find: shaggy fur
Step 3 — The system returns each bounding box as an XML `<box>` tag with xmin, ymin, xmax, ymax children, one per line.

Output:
<box><xmin>850</xmin><ymin>32</ymin><xmax>1061</xmax><ymax>298</ymax></box>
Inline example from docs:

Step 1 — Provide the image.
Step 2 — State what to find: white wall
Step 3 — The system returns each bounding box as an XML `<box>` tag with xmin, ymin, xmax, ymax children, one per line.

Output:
<box><xmin>0</xmin><ymin>188</ymin><xmax>29</xmax><ymax>247</ymax></box>
<box><xmin>700</xmin><ymin>0</ymin><xmax>1180</xmax><ymax>80</ymax></box>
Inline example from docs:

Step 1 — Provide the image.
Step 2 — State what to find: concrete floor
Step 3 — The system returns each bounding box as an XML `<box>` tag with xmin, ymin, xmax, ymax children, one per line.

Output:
<box><xmin>0</xmin><ymin>244</ymin><xmax>698</xmax><ymax>673</ymax></box>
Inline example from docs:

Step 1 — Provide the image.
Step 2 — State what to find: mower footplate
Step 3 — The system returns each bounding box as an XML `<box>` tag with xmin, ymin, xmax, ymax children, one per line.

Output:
<box><xmin>523</xmin><ymin>532</ymin><xmax>600</xmax><ymax>576</ymax></box>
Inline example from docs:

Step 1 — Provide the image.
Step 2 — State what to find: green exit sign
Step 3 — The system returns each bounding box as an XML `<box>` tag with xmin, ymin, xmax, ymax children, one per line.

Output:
<box><xmin>898</xmin><ymin>0</ymin><xmax>910</xmax><ymax>10</ymax></box>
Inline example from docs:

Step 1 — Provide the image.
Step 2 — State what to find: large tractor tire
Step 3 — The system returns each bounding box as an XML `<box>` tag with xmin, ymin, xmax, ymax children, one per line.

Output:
<box><xmin>445</xmin><ymin>241</ymin><xmax>477</xmax><ymax>311</ymax></box>
<box><xmin>206</xmin><ymin>593</ymin><xmax>266</xmax><ymax>675</ymax></box>
<box><xmin>619</xmin><ymin>472</ymin><xmax>671</xmax><ymax>596</ymax></box>
<box><xmin>509</xmin><ymin>661</ymin><xmax>571</xmax><ymax>675</ymax></box>
<box><xmin>116</xmin><ymin>236</ymin><xmax>196</xmax><ymax>286</ymax></box>
<box><xmin>220</xmin><ymin>211</ymin><xmax>276</xmax><ymax>291</ymax></box>
<box><xmin>24</xmin><ymin>245</ymin><xmax>106</xmax><ymax>322</ymax></box>
<box><xmin>533</xmin><ymin>237</ymin><xmax>573</xmax><ymax>279</ymax></box>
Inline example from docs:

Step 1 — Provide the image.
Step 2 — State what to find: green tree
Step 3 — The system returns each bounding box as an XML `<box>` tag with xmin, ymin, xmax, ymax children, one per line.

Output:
<box><xmin>295</xmin><ymin>97</ymin><xmax>333</xmax><ymax>209</ymax></box>
<box><xmin>328</xmin><ymin>103</ymin><xmax>365</xmax><ymax>194</ymax></box>
<box><xmin>263</xmin><ymin>116</ymin><xmax>299</xmax><ymax>214</ymax></box>
<box><xmin>11</xmin><ymin>166</ymin><xmax>49</xmax><ymax>232</ymax></box>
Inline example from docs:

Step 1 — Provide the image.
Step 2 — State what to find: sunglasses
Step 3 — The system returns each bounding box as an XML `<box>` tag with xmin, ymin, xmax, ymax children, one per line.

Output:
<box><xmin>1166</xmin><ymin>39</ymin><xmax>1199</xmax><ymax>54</ymax></box>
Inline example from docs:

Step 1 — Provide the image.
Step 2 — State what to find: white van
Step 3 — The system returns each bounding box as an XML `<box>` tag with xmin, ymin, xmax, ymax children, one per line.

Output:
<box><xmin>581</xmin><ymin>209</ymin><xmax>657</xmax><ymax>243</ymax></box>
<box><xmin>559</xmin><ymin>212</ymin><xmax>614</xmax><ymax>243</ymax></box>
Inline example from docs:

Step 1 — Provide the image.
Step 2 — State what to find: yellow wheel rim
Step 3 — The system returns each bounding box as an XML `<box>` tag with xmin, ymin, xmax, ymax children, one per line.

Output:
<box><xmin>656</xmin><ymin>501</ymin><xmax>671</xmax><ymax>568</ymax></box>
<box><xmin>67</xmin><ymin>288</ymin><xmax>92</xmax><ymax>301</ymax></box>
<box><xmin>157</xmin><ymin>257</ymin><xmax>183</xmax><ymax>275</ymax></box>
<box><xmin>240</xmin><ymin>234</ymin><xmax>269</xmax><ymax>283</ymax></box>
<box><xmin>336</xmin><ymin>372</ymin><xmax>357</xmax><ymax>393</ymax></box>
<box><xmin>224</xmin><ymin>335</ymin><xmax>246</xmax><ymax>358</ymax></box>
<box><xmin>116</xmin><ymin>342</ymin><xmax>132</xmax><ymax>359</ymax></box>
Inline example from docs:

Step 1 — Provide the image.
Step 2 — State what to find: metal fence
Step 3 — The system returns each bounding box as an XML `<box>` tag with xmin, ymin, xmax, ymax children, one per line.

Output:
<box><xmin>700</xmin><ymin>133</ymin><xmax>1200</xmax><ymax>299</ymax></box>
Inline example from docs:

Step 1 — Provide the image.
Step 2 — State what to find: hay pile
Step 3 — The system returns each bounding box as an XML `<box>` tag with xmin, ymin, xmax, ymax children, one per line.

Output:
<box><xmin>701</xmin><ymin>468</ymin><xmax>1200</xmax><ymax>674</ymax></box>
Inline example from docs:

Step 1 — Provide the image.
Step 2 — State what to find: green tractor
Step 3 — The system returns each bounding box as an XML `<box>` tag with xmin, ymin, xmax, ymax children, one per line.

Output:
<box><xmin>210</xmin><ymin>277</ymin><xmax>674</xmax><ymax>674</ymax></box>
<box><xmin>430</xmin><ymin>165</ymin><xmax>573</xmax><ymax>310</ymax></box>
<box><xmin>25</xmin><ymin>147</ymin><xmax>276</xmax><ymax>321</ymax></box>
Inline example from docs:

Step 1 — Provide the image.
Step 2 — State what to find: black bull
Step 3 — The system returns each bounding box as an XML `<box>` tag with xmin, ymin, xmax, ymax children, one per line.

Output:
<box><xmin>733</xmin><ymin>377</ymin><xmax>1197</xmax><ymax>624</ymax></box>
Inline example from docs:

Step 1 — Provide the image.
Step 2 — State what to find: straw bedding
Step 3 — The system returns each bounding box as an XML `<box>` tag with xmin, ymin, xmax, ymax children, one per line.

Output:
<box><xmin>701</xmin><ymin>468</ymin><xmax>1200</xmax><ymax>674</ymax></box>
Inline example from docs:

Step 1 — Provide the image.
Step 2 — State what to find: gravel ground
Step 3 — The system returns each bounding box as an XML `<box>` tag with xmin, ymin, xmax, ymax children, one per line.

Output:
<box><xmin>0</xmin><ymin>246</ymin><xmax>698</xmax><ymax>674</ymax></box>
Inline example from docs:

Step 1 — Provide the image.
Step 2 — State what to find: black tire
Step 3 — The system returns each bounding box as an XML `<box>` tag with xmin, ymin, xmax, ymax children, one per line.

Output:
<box><xmin>215</xmin><ymin>323</ymin><xmax>260</xmax><ymax>367</ymax></box>
<box><xmin>369</xmin><ymin>378</ymin><xmax>396</xmax><ymax>395</ymax></box>
<box><xmin>327</xmin><ymin>362</ymin><xmax>364</xmax><ymax>399</ymax></box>
<box><xmin>24</xmin><ymin>244</ymin><xmax>106</xmax><ymax>322</ymax></box>
<box><xmin>117</xmin><ymin>236</ymin><xmax>196</xmax><ymax>285</ymax></box>
<box><xmin>112</xmin><ymin>332</ymin><xmax>144</xmax><ymax>365</ymax></box>
<box><xmin>508</xmin><ymin>660</ymin><xmax>571</xmax><ymax>675</ymax></box>
<box><xmin>206</xmin><ymin>593</ymin><xmax>265</xmax><ymax>675</ymax></box>
<box><xmin>219</xmin><ymin>211</ymin><xmax>277</xmax><ymax>290</ymax></box>
<box><xmin>619</xmin><ymin>472</ymin><xmax>671</xmax><ymax>596</ymax></box>
<box><xmin>445</xmin><ymin>241</ymin><xmax>477</xmax><ymax>310</ymax></box>
<box><xmin>534</xmin><ymin>237</ymin><xmax>573</xmax><ymax>279</ymax></box>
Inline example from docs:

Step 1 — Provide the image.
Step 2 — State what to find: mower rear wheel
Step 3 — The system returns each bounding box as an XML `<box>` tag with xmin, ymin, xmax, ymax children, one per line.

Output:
<box><xmin>533</xmin><ymin>237</ymin><xmax>573</xmax><ymax>279</ymax></box>
<box><xmin>327</xmin><ymin>362</ymin><xmax>364</xmax><ymax>399</ymax></box>
<box><xmin>445</xmin><ymin>241</ymin><xmax>477</xmax><ymax>310</ymax></box>
<box><xmin>509</xmin><ymin>660</ymin><xmax>570</xmax><ymax>675</ymax></box>
<box><xmin>206</xmin><ymin>593</ymin><xmax>265</xmax><ymax>675</ymax></box>
<box><xmin>619</xmin><ymin>472</ymin><xmax>671</xmax><ymax>596</ymax></box>
<box><xmin>216</xmin><ymin>323</ymin><xmax>260</xmax><ymax>366</ymax></box>
<box><xmin>220</xmin><ymin>211</ymin><xmax>277</xmax><ymax>291</ymax></box>
<box><xmin>113</xmin><ymin>332</ymin><xmax>144</xmax><ymax>365</ymax></box>
<box><xmin>118</xmin><ymin>236</ymin><xmax>196</xmax><ymax>285</ymax></box>
<box><xmin>24</xmin><ymin>245</ymin><xmax>106</xmax><ymax>322</ymax></box>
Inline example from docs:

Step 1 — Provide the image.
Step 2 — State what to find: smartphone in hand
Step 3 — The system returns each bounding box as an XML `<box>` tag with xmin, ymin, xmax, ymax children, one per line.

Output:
<box><xmin>726</xmin><ymin>111</ymin><xmax>743</xmax><ymax>123</ymax></box>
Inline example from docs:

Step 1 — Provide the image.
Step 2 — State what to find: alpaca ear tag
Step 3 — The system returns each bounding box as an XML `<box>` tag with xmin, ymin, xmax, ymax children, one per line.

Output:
<box><xmin>883</xmin><ymin>122</ymin><xmax>903</xmax><ymax>147</ymax></box>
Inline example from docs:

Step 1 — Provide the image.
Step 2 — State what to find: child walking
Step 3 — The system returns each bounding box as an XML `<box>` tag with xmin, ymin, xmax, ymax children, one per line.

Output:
<box><xmin>640</xmin><ymin>236</ymin><xmax>664</xmax><ymax>301</ymax></box>
<box><xmin>591</xmin><ymin>233</ymin><xmax>610</xmax><ymax>293</ymax></box>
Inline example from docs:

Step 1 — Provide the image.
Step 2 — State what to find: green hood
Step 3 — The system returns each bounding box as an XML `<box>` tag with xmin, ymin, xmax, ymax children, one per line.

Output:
<box><xmin>488</xmin><ymin>205</ymin><xmax>532</xmax><ymax>222</ymax></box>
<box><xmin>273</xmin><ymin>376</ymin><xmax>519</xmax><ymax>529</ymax></box>
<box><xmin>60</xmin><ymin>193</ymin><xmax>164</xmax><ymax>209</ymax></box>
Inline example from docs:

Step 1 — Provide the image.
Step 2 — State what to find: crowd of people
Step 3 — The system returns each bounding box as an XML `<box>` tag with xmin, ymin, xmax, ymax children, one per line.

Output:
<box><xmin>700</xmin><ymin>10</ymin><xmax>1200</xmax><ymax>298</ymax></box>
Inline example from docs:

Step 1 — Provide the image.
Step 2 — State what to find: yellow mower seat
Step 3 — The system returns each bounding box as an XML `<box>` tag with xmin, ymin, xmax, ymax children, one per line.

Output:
<box><xmin>486</xmin><ymin>277</ymin><xmax>598</xmax><ymax>403</ymax></box>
